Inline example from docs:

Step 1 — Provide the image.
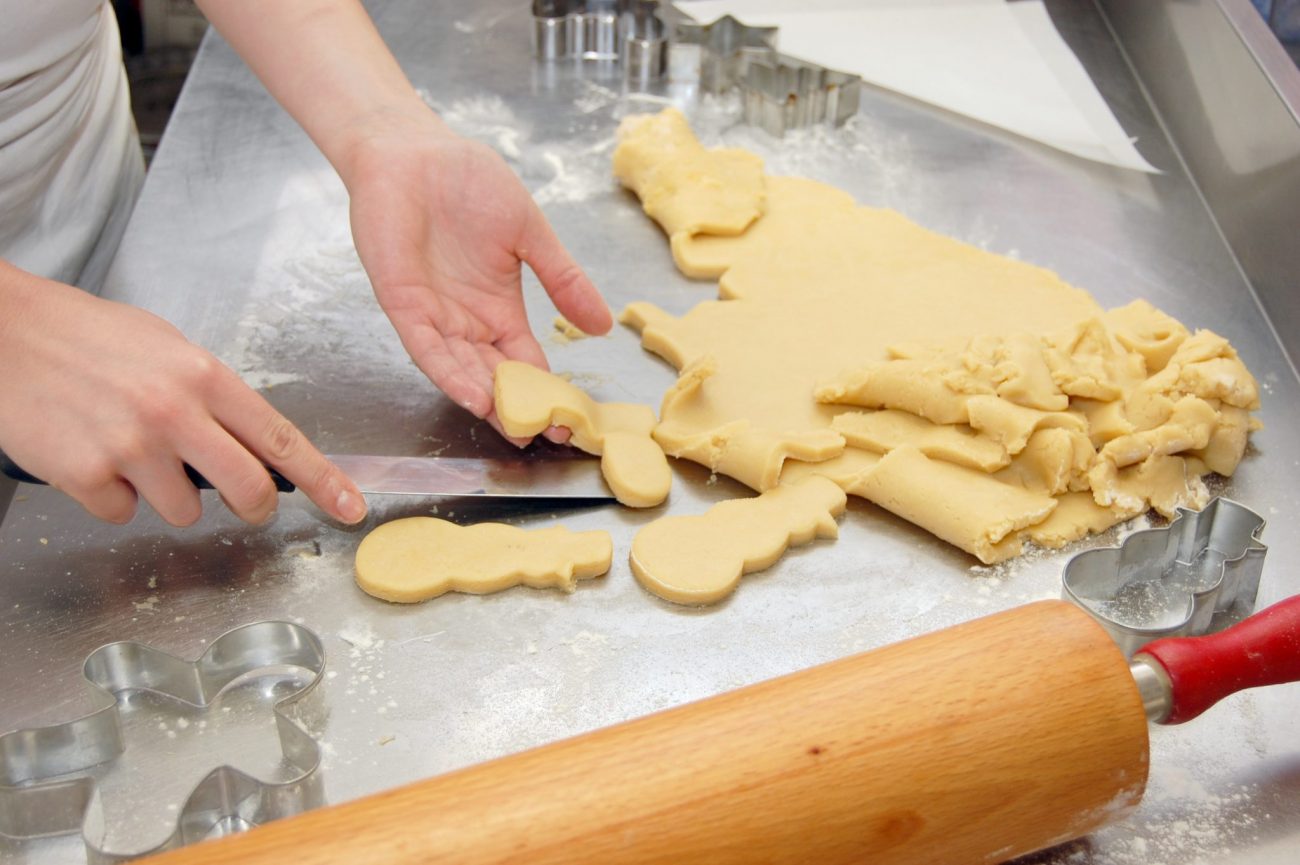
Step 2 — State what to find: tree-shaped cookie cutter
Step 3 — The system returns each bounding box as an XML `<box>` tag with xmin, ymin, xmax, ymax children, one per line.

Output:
<box><xmin>0</xmin><ymin>621</ymin><xmax>326</xmax><ymax>863</ymax></box>
<box><xmin>1062</xmin><ymin>497</ymin><xmax>1268</xmax><ymax>657</ymax></box>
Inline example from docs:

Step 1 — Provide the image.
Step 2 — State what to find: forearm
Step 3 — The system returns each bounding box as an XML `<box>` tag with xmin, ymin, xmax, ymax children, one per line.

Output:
<box><xmin>193</xmin><ymin>0</ymin><xmax>447</xmax><ymax>184</ymax></box>
<box><xmin>0</xmin><ymin>260</ymin><xmax>68</xmax><ymax>350</ymax></box>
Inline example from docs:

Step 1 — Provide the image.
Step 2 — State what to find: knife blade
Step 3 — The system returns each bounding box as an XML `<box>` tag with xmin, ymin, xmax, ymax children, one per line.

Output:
<box><xmin>0</xmin><ymin>450</ymin><xmax>615</xmax><ymax>501</ymax></box>
<box><xmin>326</xmin><ymin>454</ymin><xmax>614</xmax><ymax>500</ymax></box>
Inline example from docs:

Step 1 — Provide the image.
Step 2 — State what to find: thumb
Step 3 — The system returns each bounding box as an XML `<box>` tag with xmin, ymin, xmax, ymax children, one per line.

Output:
<box><xmin>518</xmin><ymin>206</ymin><xmax>613</xmax><ymax>336</ymax></box>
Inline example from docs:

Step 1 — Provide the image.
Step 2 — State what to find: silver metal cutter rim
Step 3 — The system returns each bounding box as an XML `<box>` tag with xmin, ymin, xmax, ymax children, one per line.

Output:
<box><xmin>1061</xmin><ymin>497</ymin><xmax>1268</xmax><ymax>657</ymax></box>
<box><xmin>0</xmin><ymin>620</ymin><xmax>327</xmax><ymax>863</ymax></box>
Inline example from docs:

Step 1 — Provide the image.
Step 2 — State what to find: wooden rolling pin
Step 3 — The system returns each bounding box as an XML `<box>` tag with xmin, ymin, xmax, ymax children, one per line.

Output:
<box><xmin>148</xmin><ymin>596</ymin><xmax>1300</xmax><ymax>865</ymax></box>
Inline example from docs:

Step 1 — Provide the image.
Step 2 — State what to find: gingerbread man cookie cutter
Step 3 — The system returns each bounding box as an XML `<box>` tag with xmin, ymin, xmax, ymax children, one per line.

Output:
<box><xmin>1062</xmin><ymin>497</ymin><xmax>1268</xmax><ymax>657</ymax></box>
<box><xmin>0</xmin><ymin>621</ymin><xmax>326</xmax><ymax>862</ymax></box>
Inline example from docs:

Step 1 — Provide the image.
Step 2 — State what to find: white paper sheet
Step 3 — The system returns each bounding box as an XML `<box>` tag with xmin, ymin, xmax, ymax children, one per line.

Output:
<box><xmin>676</xmin><ymin>0</ymin><xmax>1158</xmax><ymax>172</ymax></box>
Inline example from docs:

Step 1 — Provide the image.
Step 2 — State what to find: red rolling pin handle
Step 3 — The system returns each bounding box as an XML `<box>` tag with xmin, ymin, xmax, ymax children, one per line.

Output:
<box><xmin>1137</xmin><ymin>594</ymin><xmax>1300</xmax><ymax>725</ymax></box>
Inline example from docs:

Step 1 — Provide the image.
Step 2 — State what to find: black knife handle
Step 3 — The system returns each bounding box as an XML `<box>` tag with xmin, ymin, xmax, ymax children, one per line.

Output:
<box><xmin>0</xmin><ymin>450</ymin><xmax>40</xmax><ymax>485</ymax></box>
<box><xmin>1</xmin><ymin>449</ymin><xmax>296</xmax><ymax>493</ymax></box>
<box><xmin>184</xmin><ymin>463</ymin><xmax>297</xmax><ymax>493</ymax></box>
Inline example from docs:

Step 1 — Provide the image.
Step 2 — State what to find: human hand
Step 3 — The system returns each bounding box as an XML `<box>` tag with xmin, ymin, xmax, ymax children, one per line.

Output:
<box><xmin>342</xmin><ymin>112</ymin><xmax>613</xmax><ymax>445</ymax></box>
<box><xmin>0</xmin><ymin>264</ymin><xmax>367</xmax><ymax>526</ymax></box>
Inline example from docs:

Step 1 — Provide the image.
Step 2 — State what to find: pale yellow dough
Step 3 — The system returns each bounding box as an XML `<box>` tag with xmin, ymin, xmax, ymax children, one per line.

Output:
<box><xmin>493</xmin><ymin>360</ymin><xmax>671</xmax><ymax>508</ymax></box>
<box><xmin>355</xmin><ymin>517</ymin><xmax>613</xmax><ymax>603</ymax></box>
<box><xmin>630</xmin><ymin>476</ymin><xmax>847</xmax><ymax>604</ymax></box>
<box><xmin>613</xmin><ymin>108</ymin><xmax>765</xmax><ymax>243</ymax></box>
<box><xmin>614</xmin><ymin>110</ymin><xmax>1262</xmax><ymax>564</ymax></box>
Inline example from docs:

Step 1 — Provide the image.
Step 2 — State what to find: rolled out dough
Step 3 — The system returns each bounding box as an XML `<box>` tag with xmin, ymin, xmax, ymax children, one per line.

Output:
<box><xmin>493</xmin><ymin>360</ymin><xmax>671</xmax><ymax>508</ymax></box>
<box><xmin>613</xmin><ymin>109</ymin><xmax>1261</xmax><ymax>564</ymax></box>
<box><xmin>354</xmin><ymin>517</ymin><xmax>613</xmax><ymax>603</ymax></box>
<box><xmin>630</xmin><ymin>476</ymin><xmax>847</xmax><ymax>605</ymax></box>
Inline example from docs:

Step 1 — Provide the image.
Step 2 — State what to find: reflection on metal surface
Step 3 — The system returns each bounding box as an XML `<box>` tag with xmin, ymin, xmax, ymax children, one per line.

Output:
<box><xmin>1100</xmin><ymin>0</ymin><xmax>1300</xmax><ymax>370</ymax></box>
<box><xmin>0</xmin><ymin>475</ymin><xmax>14</xmax><ymax>529</ymax></box>
<box><xmin>0</xmin><ymin>622</ymin><xmax>326</xmax><ymax>861</ymax></box>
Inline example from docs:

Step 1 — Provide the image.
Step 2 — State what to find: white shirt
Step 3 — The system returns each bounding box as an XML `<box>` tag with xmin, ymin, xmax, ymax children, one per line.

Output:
<box><xmin>0</xmin><ymin>1</ymin><xmax>144</xmax><ymax>292</ymax></box>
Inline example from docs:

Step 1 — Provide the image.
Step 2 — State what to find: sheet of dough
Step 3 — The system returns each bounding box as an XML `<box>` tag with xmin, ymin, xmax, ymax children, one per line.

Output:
<box><xmin>618</xmin><ymin>127</ymin><xmax>1101</xmax><ymax>499</ymax></box>
<box><xmin>614</xmin><ymin>110</ymin><xmax>1261</xmax><ymax>563</ymax></box>
<box><xmin>355</xmin><ymin>517</ymin><xmax>613</xmax><ymax>603</ymax></box>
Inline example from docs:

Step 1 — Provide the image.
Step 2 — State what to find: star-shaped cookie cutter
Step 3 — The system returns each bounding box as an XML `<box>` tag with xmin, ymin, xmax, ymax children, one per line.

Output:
<box><xmin>0</xmin><ymin>621</ymin><xmax>326</xmax><ymax>862</ymax></box>
<box><xmin>1062</xmin><ymin>497</ymin><xmax>1268</xmax><ymax>657</ymax></box>
<box><xmin>673</xmin><ymin>14</ymin><xmax>779</xmax><ymax>94</ymax></box>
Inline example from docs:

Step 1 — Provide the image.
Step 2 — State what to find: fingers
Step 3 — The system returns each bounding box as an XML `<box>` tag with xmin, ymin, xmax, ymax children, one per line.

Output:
<box><xmin>120</xmin><ymin>458</ymin><xmax>203</xmax><ymax>527</ymax></box>
<box><xmin>400</xmin><ymin>321</ymin><xmax>495</xmax><ymax>419</ymax></box>
<box><xmin>181</xmin><ymin>435</ymin><xmax>280</xmax><ymax>525</ymax></box>
<box><xmin>543</xmin><ymin>425</ymin><xmax>571</xmax><ymax>445</ymax></box>
<box><xmin>483</xmin><ymin>408</ymin><xmax>535</xmax><ymax>448</ymax></box>
<box><xmin>518</xmin><ymin>206</ymin><xmax>613</xmax><ymax>336</ymax></box>
<box><xmin>208</xmin><ymin>372</ymin><xmax>367</xmax><ymax>525</ymax></box>
<box><xmin>494</xmin><ymin>330</ymin><xmax>549</xmax><ymax>370</ymax></box>
<box><xmin>71</xmin><ymin>473</ymin><xmax>140</xmax><ymax>525</ymax></box>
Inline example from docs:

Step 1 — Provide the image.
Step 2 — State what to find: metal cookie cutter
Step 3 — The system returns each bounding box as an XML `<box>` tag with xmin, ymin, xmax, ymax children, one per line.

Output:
<box><xmin>1062</xmin><ymin>497</ymin><xmax>1268</xmax><ymax>657</ymax></box>
<box><xmin>532</xmin><ymin>0</ymin><xmax>668</xmax><ymax>84</ymax></box>
<box><xmin>532</xmin><ymin>0</ymin><xmax>621</xmax><ymax>61</ymax></box>
<box><xmin>623</xmin><ymin>0</ymin><xmax>668</xmax><ymax>84</ymax></box>
<box><xmin>0</xmin><ymin>621</ymin><xmax>326</xmax><ymax>862</ymax></box>
<box><xmin>673</xmin><ymin>14</ymin><xmax>779</xmax><ymax>94</ymax></box>
<box><xmin>741</xmin><ymin>55</ymin><xmax>862</xmax><ymax>137</ymax></box>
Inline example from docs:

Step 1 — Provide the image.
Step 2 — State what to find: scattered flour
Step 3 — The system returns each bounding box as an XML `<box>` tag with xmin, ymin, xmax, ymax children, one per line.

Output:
<box><xmin>423</xmin><ymin>91</ymin><xmax>527</xmax><ymax>160</ymax></box>
<box><xmin>574</xmin><ymin>81</ymin><xmax>620</xmax><ymax>115</ymax></box>
<box><xmin>532</xmin><ymin>137</ymin><xmax>618</xmax><ymax>205</ymax></box>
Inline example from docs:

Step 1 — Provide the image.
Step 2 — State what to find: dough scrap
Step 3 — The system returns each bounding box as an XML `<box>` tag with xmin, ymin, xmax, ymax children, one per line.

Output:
<box><xmin>832</xmin><ymin>410</ymin><xmax>1009</xmax><ymax>472</ymax></box>
<box><xmin>819</xmin><ymin>309</ymin><xmax>1255</xmax><ymax>533</ymax></box>
<box><xmin>612</xmin><ymin>109</ymin><xmax>1261</xmax><ymax>563</ymax></box>
<box><xmin>630</xmin><ymin>476</ymin><xmax>847</xmax><ymax>604</ymax></box>
<box><xmin>494</xmin><ymin>360</ymin><xmax>671</xmax><ymax>508</ymax></box>
<box><xmin>851</xmin><ymin>446</ymin><xmax>1058</xmax><ymax>564</ymax></box>
<box><xmin>355</xmin><ymin>517</ymin><xmax>613</xmax><ymax>603</ymax></box>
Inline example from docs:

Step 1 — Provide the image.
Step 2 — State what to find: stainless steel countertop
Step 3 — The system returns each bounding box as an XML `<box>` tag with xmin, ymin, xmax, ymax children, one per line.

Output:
<box><xmin>4</xmin><ymin>1</ymin><xmax>1300</xmax><ymax>862</ymax></box>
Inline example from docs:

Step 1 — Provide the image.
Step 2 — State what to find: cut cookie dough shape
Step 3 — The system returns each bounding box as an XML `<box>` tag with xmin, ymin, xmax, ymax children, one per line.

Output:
<box><xmin>630</xmin><ymin>476</ymin><xmax>847</xmax><ymax>605</ymax></box>
<box><xmin>494</xmin><ymin>360</ymin><xmax>671</xmax><ymax>508</ymax></box>
<box><xmin>355</xmin><ymin>517</ymin><xmax>613</xmax><ymax>603</ymax></box>
<box><xmin>613</xmin><ymin>108</ymin><xmax>765</xmax><ymax>241</ymax></box>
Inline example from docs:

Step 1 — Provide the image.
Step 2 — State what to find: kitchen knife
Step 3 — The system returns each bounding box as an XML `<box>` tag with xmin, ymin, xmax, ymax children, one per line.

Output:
<box><xmin>0</xmin><ymin>450</ymin><xmax>615</xmax><ymax>501</ymax></box>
